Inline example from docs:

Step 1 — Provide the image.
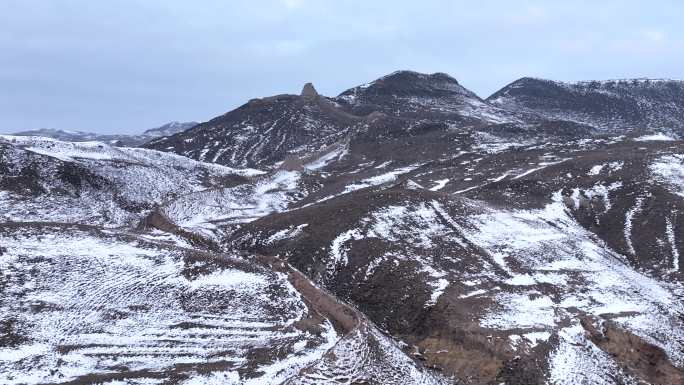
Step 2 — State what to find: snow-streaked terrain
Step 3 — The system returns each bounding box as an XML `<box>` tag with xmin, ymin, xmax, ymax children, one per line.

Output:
<box><xmin>0</xmin><ymin>226</ymin><xmax>337</xmax><ymax>385</ymax></box>
<box><xmin>161</xmin><ymin>170</ymin><xmax>302</xmax><ymax>240</ymax></box>
<box><xmin>649</xmin><ymin>153</ymin><xmax>684</xmax><ymax>197</ymax></box>
<box><xmin>3</xmin><ymin>69</ymin><xmax>684</xmax><ymax>384</ymax></box>
<box><xmin>464</xmin><ymin>192</ymin><xmax>684</xmax><ymax>367</ymax></box>
<box><xmin>0</xmin><ymin>135</ymin><xmax>261</xmax><ymax>226</ymax></box>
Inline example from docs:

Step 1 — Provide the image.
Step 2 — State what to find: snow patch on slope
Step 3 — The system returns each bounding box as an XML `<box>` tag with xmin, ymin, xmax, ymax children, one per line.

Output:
<box><xmin>634</xmin><ymin>133</ymin><xmax>678</xmax><ymax>141</ymax></box>
<box><xmin>649</xmin><ymin>154</ymin><xmax>684</xmax><ymax>197</ymax></box>
<box><xmin>344</xmin><ymin>165</ymin><xmax>420</xmax><ymax>192</ymax></box>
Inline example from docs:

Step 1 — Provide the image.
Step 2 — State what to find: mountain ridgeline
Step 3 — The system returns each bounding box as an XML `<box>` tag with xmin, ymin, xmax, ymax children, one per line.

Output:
<box><xmin>146</xmin><ymin>71</ymin><xmax>684</xmax><ymax>168</ymax></box>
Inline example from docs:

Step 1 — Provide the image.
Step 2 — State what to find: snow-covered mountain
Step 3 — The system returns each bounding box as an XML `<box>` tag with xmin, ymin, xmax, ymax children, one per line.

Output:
<box><xmin>9</xmin><ymin>121</ymin><xmax>197</xmax><ymax>146</ymax></box>
<box><xmin>141</xmin><ymin>121</ymin><xmax>198</xmax><ymax>137</ymax></box>
<box><xmin>2</xmin><ymin>71</ymin><xmax>684</xmax><ymax>385</ymax></box>
<box><xmin>6</xmin><ymin>128</ymin><xmax>105</xmax><ymax>142</ymax></box>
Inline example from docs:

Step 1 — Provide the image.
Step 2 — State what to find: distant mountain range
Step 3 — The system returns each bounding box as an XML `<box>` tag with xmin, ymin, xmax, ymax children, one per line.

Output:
<box><xmin>8</xmin><ymin>121</ymin><xmax>198</xmax><ymax>146</ymax></box>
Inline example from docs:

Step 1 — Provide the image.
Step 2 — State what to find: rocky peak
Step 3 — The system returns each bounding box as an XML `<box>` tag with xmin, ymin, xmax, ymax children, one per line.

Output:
<box><xmin>301</xmin><ymin>82</ymin><xmax>319</xmax><ymax>98</ymax></box>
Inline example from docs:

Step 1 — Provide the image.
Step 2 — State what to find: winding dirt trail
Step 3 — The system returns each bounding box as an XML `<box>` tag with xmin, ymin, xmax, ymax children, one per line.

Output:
<box><xmin>254</xmin><ymin>254</ymin><xmax>360</xmax><ymax>334</ymax></box>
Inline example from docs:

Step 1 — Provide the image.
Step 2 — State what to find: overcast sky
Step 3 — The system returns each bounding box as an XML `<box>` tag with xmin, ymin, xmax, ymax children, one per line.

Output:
<box><xmin>2</xmin><ymin>1</ymin><xmax>683</xmax><ymax>133</ymax></box>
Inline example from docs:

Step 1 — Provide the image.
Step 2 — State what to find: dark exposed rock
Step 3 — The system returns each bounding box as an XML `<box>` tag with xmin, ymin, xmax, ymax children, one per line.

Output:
<box><xmin>301</xmin><ymin>82</ymin><xmax>319</xmax><ymax>98</ymax></box>
<box><xmin>335</xmin><ymin>70</ymin><xmax>515</xmax><ymax>124</ymax></box>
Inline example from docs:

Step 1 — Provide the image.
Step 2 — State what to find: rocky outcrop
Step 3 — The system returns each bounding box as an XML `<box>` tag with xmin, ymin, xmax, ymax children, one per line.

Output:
<box><xmin>301</xmin><ymin>82</ymin><xmax>319</xmax><ymax>98</ymax></box>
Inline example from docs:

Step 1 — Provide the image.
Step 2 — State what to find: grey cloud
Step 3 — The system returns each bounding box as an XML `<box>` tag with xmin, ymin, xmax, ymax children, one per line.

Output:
<box><xmin>1</xmin><ymin>0</ymin><xmax>683</xmax><ymax>133</ymax></box>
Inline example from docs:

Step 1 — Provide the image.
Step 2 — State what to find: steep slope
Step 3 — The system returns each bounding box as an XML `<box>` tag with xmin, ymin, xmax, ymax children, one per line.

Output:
<box><xmin>146</xmin><ymin>84</ymin><xmax>360</xmax><ymax>168</ymax></box>
<box><xmin>463</xmin><ymin>137</ymin><xmax>684</xmax><ymax>278</ymax></box>
<box><xmin>488</xmin><ymin>77</ymin><xmax>684</xmax><ymax>134</ymax></box>
<box><xmin>146</xmin><ymin>119</ymin><xmax>684</xmax><ymax>384</ymax></box>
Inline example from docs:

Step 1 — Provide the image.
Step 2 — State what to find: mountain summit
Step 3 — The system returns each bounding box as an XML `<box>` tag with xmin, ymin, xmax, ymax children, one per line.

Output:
<box><xmin>301</xmin><ymin>82</ymin><xmax>319</xmax><ymax>98</ymax></box>
<box><xmin>341</xmin><ymin>70</ymin><xmax>477</xmax><ymax>99</ymax></box>
<box><xmin>335</xmin><ymin>70</ymin><xmax>515</xmax><ymax>124</ymax></box>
